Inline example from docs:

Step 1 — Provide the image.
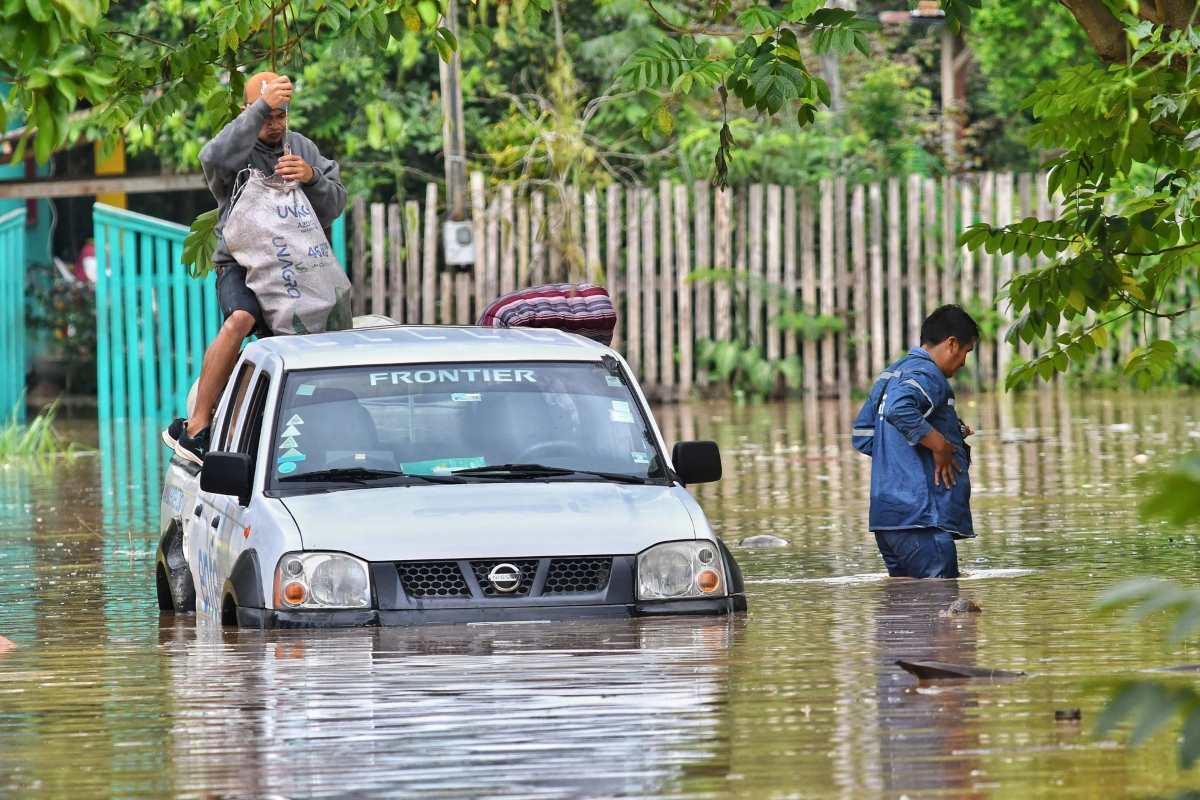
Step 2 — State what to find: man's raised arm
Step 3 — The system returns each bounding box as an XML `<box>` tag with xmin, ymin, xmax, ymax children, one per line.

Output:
<box><xmin>199</xmin><ymin>99</ymin><xmax>271</xmax><ymax>196</ymax></box>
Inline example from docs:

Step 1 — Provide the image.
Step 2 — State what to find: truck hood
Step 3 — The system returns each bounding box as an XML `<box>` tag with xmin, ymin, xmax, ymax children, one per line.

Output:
<box><xmin>279</xmin><ymin>482</ymin><xmax>697</xmax><ymax>561</ymax></box>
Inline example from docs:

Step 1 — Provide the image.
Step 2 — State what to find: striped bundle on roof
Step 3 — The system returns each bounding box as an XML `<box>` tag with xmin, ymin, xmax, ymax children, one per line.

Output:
<box><xmin>476</xmin><ymin>283</ymin><xmax>617</xmax><ymax>346</ymax></box>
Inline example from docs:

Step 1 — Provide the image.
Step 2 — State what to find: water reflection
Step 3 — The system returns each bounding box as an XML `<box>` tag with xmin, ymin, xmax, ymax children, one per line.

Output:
<box><xmin>154</xmin><ymin>618</ymin><xmax>741</xmax><ymax>798</ymax></box>
<box><xmin>0</xmin><ymin>390</ymin><xmax>1198</xmax><ymax>797</ymax></box>
<box><xmin>873</xmin><ymin>580</ymin><xmax>981</xmax><ymax>798</ymax></box>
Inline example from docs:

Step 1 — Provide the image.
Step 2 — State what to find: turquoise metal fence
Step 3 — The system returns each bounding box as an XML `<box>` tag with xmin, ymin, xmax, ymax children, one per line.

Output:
<box><xmin>0</xmin><ymin>207</ymin><xmax>27</xmax><ymax>425</ymax></box>
<box><xmin>93</xmin><ymin>205</ymin><xmax>348</xmax><ymax>426</ymax></box>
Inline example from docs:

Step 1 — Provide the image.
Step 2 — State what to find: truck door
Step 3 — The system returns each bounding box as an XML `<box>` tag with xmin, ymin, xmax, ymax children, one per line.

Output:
<box><xmin>221</xmin><ymin>370</ymin><xmax>274</xmax><ymax>587</ymax></box>
<box><xmin>194</xmin><ymin>360</ymin><xmax>257</xmax><ymax>614</ymax></box>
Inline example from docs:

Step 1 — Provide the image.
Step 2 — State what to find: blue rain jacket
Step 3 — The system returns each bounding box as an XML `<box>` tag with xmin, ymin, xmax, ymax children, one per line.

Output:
<box><xmin>851</xmin><ymin>348</ymin><xmax>974</xmax><ymax>539</ymax></box>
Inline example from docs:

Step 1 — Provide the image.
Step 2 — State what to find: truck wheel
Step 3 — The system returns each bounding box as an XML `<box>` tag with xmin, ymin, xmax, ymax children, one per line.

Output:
<box><xmin>156</xmin><ymin>564</ymin><xmax>175</xmax><ymax>611</ymax></box>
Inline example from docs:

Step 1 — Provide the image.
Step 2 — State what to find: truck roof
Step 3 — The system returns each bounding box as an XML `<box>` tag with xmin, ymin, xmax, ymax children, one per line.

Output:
<box><xmin>245</xmin><ymin>325</ymin><xmax>613</xmax><ymax>370</ymax></box>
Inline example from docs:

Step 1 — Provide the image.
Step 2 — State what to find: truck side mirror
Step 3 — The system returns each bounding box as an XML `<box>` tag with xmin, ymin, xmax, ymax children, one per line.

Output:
<box><xmin>201</xmin><ymin>452</ymin><xmax>253</xmax><ymax>505</ymax></box>
<box><xmin>672</xmin><ymin>441</ymin><xmax>722</xmax><ymax>485</ymax></box>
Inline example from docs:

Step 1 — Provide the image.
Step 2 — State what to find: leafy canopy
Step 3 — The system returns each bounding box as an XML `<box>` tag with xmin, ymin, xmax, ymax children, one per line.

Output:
<box><xmin>0</xmin><ymin>0</ymin><xmax>502</xmax><ymax>168</ymax></box>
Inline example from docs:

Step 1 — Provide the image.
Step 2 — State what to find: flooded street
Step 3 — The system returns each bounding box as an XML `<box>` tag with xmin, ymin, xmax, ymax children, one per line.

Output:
<box><xmin>1</xmin><ymin>389</ymin><xmax>1199</xmax><ymax>798</ymax></box>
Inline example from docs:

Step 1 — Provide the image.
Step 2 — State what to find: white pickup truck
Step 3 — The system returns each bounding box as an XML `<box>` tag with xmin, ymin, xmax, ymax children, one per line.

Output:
<box><xmin>155</xmin><ymin>323</ymin><xmax>746</xmax><ymax>627</ymax></box>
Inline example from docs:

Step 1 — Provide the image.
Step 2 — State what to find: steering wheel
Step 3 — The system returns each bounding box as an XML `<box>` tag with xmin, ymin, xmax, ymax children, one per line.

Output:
<box><xmin>516</xmin><ymin>440</ymin><xmax>586</xmax><ymax>463</ymax></box>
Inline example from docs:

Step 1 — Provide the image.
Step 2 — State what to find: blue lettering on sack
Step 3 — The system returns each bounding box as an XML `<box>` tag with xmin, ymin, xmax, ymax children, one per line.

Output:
<box><xmin>276</xmin><ymin>202</ymin><xmax>312</xmax><ymax>219</ymax></box>
<box><xmin>308</xmin><ymin>244</ymin><xmax>330</xmax><ymax>258</ymax></box>
<box><xmin>272</xmin><ymin>235</ymin><xmax>303</xmax><ymax>299</ymax></box>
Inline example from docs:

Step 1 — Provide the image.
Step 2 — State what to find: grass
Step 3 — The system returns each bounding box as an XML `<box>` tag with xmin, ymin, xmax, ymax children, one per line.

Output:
<box><xmin>0</xmin><ymin>400</ymin><xmax>78</xmax><ymax>462</ymax></box>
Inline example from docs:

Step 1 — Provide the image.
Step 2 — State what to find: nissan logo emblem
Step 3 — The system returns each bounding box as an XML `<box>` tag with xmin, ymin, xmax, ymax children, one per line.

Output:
<box><xmin>487</xmin><ymin>563</ymin><xmax>523</xmax><ymax>593</ymax></box>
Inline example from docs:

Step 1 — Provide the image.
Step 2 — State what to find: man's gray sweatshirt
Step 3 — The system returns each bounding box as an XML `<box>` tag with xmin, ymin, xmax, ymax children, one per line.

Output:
<box><xmin>199</xmin><ymin>98</ymin><xmax>347</xmax><ymax>270</ymax></box>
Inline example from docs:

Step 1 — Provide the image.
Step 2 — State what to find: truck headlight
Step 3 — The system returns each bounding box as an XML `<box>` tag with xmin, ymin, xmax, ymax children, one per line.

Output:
<box><xmin>637</xmin><ymin>541</ymin><xmax>727</xmax><ymax>600</ymax></box>
<box><xmin>274</xmin><ymin>552</ymin><xmax>371</xmax><ymax>609</ymax></box>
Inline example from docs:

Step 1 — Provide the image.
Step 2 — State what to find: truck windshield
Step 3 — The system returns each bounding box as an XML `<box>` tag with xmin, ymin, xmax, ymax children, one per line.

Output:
<box><xmin>267</xmin><ymin>361</ymin><xmax>666</xmax><ymax>488</ymax></box>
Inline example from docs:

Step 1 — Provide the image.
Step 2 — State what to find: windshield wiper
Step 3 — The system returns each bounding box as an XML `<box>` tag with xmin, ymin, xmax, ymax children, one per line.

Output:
<box><xmin>278</xmin><ymin>468</ymin><xmax>464</xmax><ymax>485</ymax></box>
<box><xmin>278</xmin><ymin>467</ymin><xmax>407</xmax><ymax>484</ymax></box>
<box><xmin>451</xmin><ymin>464</ymin><xmax>647</xmax><ymax>484</ymax></box>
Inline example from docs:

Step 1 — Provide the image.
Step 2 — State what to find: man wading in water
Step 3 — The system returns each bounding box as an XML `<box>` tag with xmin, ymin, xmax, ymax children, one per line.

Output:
<box><xmin>851</xmin><ymin>305</ymin><xmax>979</xmax><ymax>578</ymax></box>
<box><xmin>162</xmin><ymin>71</ymin><xmax>347</xmax><ymax>464</ymax></box>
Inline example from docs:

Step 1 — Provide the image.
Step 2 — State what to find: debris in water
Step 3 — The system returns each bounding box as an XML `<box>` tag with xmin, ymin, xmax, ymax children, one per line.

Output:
<box><xmin>896</xmin><ymin>660</ymin><xmax>1025</xmax><ymax>680</ymax></box>
<box><xmin>1133</xmin><ymin>453</ymin><xmax>1150</xmax><ymax>464</ymax></box>
<box><xmin>0</xmin><ymin>636</ymin><xmax>14</xmax><ymax>652</ymax></box>
<box><xmin>738</xmin><ymin>535</ymin><xmax>789</xmax><ymax>548</ymax></box>
<box><xmin>939</xmin><ymin>598</ymin><xmax>983</xmax><ymax>616</ymax></box>
<box><xmin>1055</xmin><ymin>709</ymin><xmax>1082</xmax><ymax>722</ymax></box>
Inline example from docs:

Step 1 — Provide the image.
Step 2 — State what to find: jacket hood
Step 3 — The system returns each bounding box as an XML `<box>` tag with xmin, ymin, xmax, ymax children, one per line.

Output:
<box><xmin>280</xmin><ymin>481</ymin><xmax>697</xmax><ymax>561</ymax></box>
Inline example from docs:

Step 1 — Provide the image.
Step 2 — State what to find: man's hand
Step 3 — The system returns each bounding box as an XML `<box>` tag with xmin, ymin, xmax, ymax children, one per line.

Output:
<box><xmin>919</xmin><ymin>428</ymin><xmax>960</xmax><ymax>488</ymax></box>
<box><xmin>262</xmin><ymin>76</ymin><xmax>293</xmax><ymax>110</ymax></box>
<box><xmin>960</xmin><ymin>421</ymin><xmax>974</xmax><ymax>438</ymax></box>
<box><xmin>275</xmin><ymin>154</ymin><xmax>314</xmax><ymax>184</ymax></box>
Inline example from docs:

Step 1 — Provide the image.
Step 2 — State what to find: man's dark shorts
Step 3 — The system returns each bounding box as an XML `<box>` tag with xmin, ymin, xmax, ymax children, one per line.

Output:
<box><xmin>216</xmin><ymin>264</ymin><xmax>271</xmax><ymax>338</ymax></box>
<box><xmin>874</xmin><ymin>528</ymin><xmax>960</xmax><ymax>579</ymax></box>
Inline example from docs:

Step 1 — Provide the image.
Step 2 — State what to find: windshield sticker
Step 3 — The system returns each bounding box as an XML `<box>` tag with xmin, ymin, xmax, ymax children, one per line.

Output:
<box><xmin>399</xmin><ymin>456</ymin><xmax>487</xmax><ymax>476</ymax></box>
<box><xmin>452</xmin><ymin>392</ymin><xmax>482</xmax><ymax>402</ymax></box>
<box><xmin>295</xmin><ymin>383</ymin><xmax>315</xmax><ymax>396</ymax></box>
<box><xmin>369</xmin><ymin>368</ymin><xmax>537</xmax><ymax>387</ymax></box>
<box><xmin>281</xmin><ymin>424</ymin><xmax>301</xmax><ymax>438</ymax></box>
<box><xmin>278</xmin><ymin>462</ymin><xmax>297</xmax><ymax>475</ymax></box>
<box><xmin>287</xmin><ymin>414</ymin><xmax>304</xmax><ymax>426</ymax></box>
<box><xmin>606</xmin><ymin>375</ymin><xmax>623</xmax><ymax>387</ymax></box>
<box><xmin>280</xmin><ymin>436</ymin><xmax>298</xmax><ymax>449</ymax></box>
<box><xmin>278</xmin><ymin>448</ymin><xmax>306</xmax><ymax>463</ymax></box>
<box><xmin>610</xmin><ymin>400</ymin><xmax>635</xmax><ymax>424</ymax></box>
<box><xmin>631</xmin><ymin>451</ymin><xmax>651</xmax><ymax>464</ymax></box>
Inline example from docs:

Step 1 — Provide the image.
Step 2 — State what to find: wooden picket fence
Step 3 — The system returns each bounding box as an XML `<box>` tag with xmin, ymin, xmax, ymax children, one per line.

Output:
<box><xmin>351</xmin><ymin>172</ymin><xmax>1192</xmax><ymax>398</ymax></box>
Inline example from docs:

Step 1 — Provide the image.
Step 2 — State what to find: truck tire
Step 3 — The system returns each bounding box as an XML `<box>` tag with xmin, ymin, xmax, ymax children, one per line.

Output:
<box><xmin>156</xmin><ymin>520</ymin><xmax>196</xmax><ymax>613</ymax></box>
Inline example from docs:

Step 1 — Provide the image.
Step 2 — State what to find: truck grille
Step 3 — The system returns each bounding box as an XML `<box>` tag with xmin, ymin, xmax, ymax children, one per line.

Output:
<box><xmin>393</xmin><ymin>556</ymin><xmax>615</xmax><ymax>600</ymax></box>
<box><xmin>544</xmin><ymin>558</ymin><xmax>612</xmax><ymax>594</ymax></box>
<box><xmin>396</xmin><ymin>561</ymin><xmax>471</xmax><ymax>598</ymax></box>
<box><xmin>471</xmin><ymin>559</ymin><xmax>539</xmax><ymax>597</ymax></box>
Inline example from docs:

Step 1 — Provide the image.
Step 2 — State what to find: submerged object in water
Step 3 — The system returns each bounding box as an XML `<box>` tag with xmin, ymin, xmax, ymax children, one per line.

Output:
<box><xmin>939</xmin><ymin>598</ymin><xmax>983</xmax><ymax>616</ymax></box>
<box><xmin>1055</xmin><ymin>708</ymin><xmax>1082</xmax><ymax>722</ymax></box>
<box><xmin>738</xmin><ymin>535</ymin><xmax>790</xmax><ymax>548</ymax></box>
<box><xmin>896</xmin><ymin>659</ymin><xmax>1026</xmax><ymax>680</ymax></box>
<box><xmin>0</xmin><ymin>636</ymin><xmax>14</xmax><ymax>652</ymax></box>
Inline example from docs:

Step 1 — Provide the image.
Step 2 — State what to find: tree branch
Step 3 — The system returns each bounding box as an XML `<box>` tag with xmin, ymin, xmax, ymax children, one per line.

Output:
<box><xmin>1057</xmin><ymin>0</ymin><xmax>1129</xmax><ymax>63</ymax></box>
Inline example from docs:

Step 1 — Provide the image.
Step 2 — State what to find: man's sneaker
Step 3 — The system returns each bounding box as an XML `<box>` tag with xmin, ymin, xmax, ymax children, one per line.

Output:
<box><xmin>161</xmin><ymin>417</ymin><xmax>187</xmax><ymax>450</ymax></box>
<box><xmin>166</xmin><ymin>421</ymin><xmax>210</xmax><ymax>466</ymax></box>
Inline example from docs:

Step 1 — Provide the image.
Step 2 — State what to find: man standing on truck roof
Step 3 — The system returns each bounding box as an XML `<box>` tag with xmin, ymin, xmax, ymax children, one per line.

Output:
<box><xmin>162</xmin><ymin>71</ymin><xmax>347</xmax><ymax>465</ymax></box>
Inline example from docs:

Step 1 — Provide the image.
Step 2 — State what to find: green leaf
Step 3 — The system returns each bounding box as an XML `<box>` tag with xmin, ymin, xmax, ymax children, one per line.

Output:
<box><xmin>1141</xmin><ymin>454</ymin><xmax>1200</xmax><ymax>527</ymax></box>
<box><xmin>416</xmin><ymin>0</ymin><xmax>439</xmax><ymax>28</ymax></box>
<box><xmin>182</xmin><ymin>209</ymin><xmax>221</xmax><ymax>279</ymax></box>
<box><xmin>654</xmin><ymin>105</ymin><xmax>673</xmax><ymax>135</ymax></box>
<box><xmin>1096</xmin><ymin>682</ymin><xmax>1158</xmax><ymax>738</ymax></box>
<box><xmin>1129</xmin><ymin>685</ymin><xmax>1185</xmax><ymax>746</ymax></box>
<box><xmin>436</xmin><ymin>25</ymin><xmax>458</xmax><ymax>51</ymax></box>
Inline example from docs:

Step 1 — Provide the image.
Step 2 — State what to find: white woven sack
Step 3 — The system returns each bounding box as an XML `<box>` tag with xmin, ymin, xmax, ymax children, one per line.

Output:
<box><xmin>223</xmin><ymin>169</ymin><xmax>351</xmax><ymax>335</ymax></box>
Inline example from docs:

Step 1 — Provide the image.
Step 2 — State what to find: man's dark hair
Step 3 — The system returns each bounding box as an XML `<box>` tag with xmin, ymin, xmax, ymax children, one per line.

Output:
<box><xmin>921</xmin><ymin>304</ymin><xmax>979</xmax><ymax>347</ymax></box>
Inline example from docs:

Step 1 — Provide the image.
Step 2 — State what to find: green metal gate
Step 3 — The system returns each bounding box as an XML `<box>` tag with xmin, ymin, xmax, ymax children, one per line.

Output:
<box><xmin>0</xmin><ymin>207</ymin><xmax>27</xmax><ymax>425</ymax></box>
<box><xmin>93</xmin><ymin>203</ymin><xmax>347</xmax><ymax>427</ymax></box>
<box><xmin>93</xmin><ymin>204</ymin><xmax>346</xmax><ymax>535</ymax></box>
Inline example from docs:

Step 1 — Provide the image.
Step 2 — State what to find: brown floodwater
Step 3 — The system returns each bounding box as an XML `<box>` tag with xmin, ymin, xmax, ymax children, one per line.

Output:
<box><xmin>1</xmin><ymin>389</ymin><xmax>1199</xmax><ymax>798</ymax></box>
